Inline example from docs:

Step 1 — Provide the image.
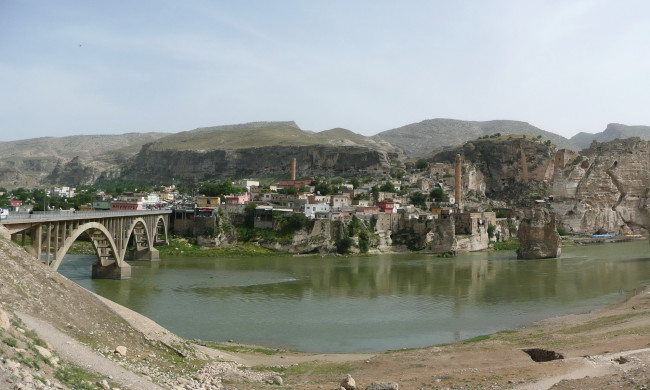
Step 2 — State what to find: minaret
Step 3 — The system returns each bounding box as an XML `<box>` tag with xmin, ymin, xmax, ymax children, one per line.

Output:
<box><xmin>291</xmin><ymin>158</ymin><xmax>297</xmax><ymax>181</ymax></box>
<box><xmin>455</xmin><ymin>154</ymin><xmax>462</xmax><ymax>210</ymax></box>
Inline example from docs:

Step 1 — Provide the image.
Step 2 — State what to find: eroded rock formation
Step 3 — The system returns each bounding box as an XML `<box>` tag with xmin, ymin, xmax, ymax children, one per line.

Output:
<box><xmin>517</xmin><ymin>207</ymin><xmax>561</xmax><ymax>259</ymax></box>
<box><xmin>551</xmin><ymin>138</ymin><xmax>650</xmax><ymax>235</ymax></box>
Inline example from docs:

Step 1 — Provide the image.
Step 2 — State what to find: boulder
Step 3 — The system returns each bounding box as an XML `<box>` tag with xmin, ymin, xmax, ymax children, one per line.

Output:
<box><xmin>340</xmin><ymin>374</ymin><xmax>357</xmax><ymax>390</ymax></box>
<box><xmin>114</xmin><ymin>346</ymin><xmax>127</xmax><ymax>357</ymax></box>
<box><xmin>34</xmin><ymin>345</ymin><xmax>52</xmax><ymax>359</ymax></box>
<box><xmin>365</xmin><ymin>382</ymin><xmax>399</xmax><ymax>390</ymax></box>
<box><xmin>0</xmin><ymin>307</ymin><xmax>9</xmax><ymax>330</ymax></box>
<box><xmin>96</xmin><ymin>379</ymin><xmax>111</xmax><ymax>390</ymax></box>
<box><xmin>517</xmin><ymin>207</ymin><xmax>561</xmax><ymax>259</ymax></box>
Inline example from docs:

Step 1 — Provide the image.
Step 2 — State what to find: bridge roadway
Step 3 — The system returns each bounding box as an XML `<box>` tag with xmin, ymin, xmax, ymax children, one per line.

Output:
<box><xmin>0</xmin><ymin>210</ymin><xmax>171</xmax><ymax>280</ymax></box>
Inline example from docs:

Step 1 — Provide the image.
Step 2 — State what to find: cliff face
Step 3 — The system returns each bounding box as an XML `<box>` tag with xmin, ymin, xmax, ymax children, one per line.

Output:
<box><xmin>551</xmin><ymin>138</ymin><xmax>650</xmax><ymax>235</ymax></box>
<box><xmin>125</xmin><ymin>144</ymin><xmax>395</xmax><ymax>182</ymax></box>
<box><xmin>434</xmin><ymin>138</ymin><xmax>556</xmax><ymax>203</ymax></box>
<box><xmin>45</xmin><ymin>156</ymin><xmax>122</xmax><ymax>186</ymax></box>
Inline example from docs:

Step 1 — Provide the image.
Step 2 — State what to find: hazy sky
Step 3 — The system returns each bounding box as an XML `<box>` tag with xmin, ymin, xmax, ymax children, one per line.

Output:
<box><xmin>2</xmin><ymin>1</ymin><xmax>650</xmax><ymax>141</ymax></box>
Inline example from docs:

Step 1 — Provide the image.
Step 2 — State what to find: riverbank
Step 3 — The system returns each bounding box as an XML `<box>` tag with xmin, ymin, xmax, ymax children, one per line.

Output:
<box><xmin>2</xmin><ymin>236</ymin><xmax>650</xmax><ymax>389</ymax></box>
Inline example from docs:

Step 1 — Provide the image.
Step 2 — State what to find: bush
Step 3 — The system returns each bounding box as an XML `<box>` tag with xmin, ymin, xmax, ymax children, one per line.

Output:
<box><xmin>358</xmin><ymin>239</ymin><xmax>369</xmax><ymax>253</ymax></box>
<box><xmin>336</xmin><ymin>237</ymin><xmax>354</xmax><ymax>254</ymax></box>
<box><xmin>487</xmin><ymin>224</ymin><xmax>496</xmax><ymax>239</ymax></box>
<box><xmin>557</xmin><ymin>227</ymin><xmax>568</xmax><ymax>236</ymax></box>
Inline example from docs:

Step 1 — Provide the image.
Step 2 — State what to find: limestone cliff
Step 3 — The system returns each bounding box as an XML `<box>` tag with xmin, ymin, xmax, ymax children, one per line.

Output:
<box><xmin>125</xmin><ymin>144</ymin><xmax>396</xmax><ymax>182</ymax></box>
<box><xmin>551</xmin><ymin>138</ymin><xmax>650</xmax><ymax>235</ymax></box>
<box><xmin>433</xmin><ymin>137</ymin><xmax>556</xmax><ymax>204</ymax></box>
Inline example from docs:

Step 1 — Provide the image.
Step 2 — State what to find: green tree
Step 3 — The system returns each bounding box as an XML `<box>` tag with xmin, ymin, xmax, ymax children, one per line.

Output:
<box><xmin>336</xmin><ymin>237</ymin><xmax>354</xmax><ymax>254</ymax></box>
<box><xmin>349</xmin><ymin>178</ymin><xmax>360</xmax><ymax>189</ymax></box>
<box><xmin>430</xmin><ymin>188</ymin><xmax>445</xmax><ymax>202</ymax></box>
<box><xmin>200</xmin><ymin>181</ymin><xmax>244</xmax><ymax>197</ymax></box>
<box><xmin>410</xmin><ymin>191</ymin><xmax>427</xmax><ymax>209</ymax></box>
<box><xmin>415</xmin><ymin>159</ymin><xmax>429</xmax><ymax>170</ymax></box>
<box><xmin>379</xmin><ymin>182</ymin><xmax>396</xmax><ymax>193</ymax></box>
<box><xmin>371</xmin><ymin>186</ymin><xmax>380</xmax><ymax>201</ymax></box>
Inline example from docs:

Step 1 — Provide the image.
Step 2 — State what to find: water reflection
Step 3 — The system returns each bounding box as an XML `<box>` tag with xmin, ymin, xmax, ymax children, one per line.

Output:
<box><xmin>59</xmin><ymin>241</ymin><xmax>650</xmax><ymax>353</ymax></box>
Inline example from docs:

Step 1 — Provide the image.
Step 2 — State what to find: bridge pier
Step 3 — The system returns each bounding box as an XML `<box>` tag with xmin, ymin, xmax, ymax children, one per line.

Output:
<box><xmin>92</xmin><ymin>261</ymin><xmax>132</xmax><ymax>280</ymax></box>
<box><xmin>129</xmin><ymin>247</ymin><xmax>160</xmax><ymax>261</ymax></box>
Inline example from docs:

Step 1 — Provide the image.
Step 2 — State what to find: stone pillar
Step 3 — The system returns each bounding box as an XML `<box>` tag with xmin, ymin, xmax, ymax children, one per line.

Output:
<box><xmin>92</xmin><ymin>262</ymin><xmax>132</xmax><ymax>280</ymax></box>
<box><xmin>291</xmin><ymin>158</ymin><xmax>297</xmax><ymax>181</ymax></box>
<box><xmin>520</xmin><ymin>147</ymin><xmax>529</xmax><ymax>183</ymax></box>
<box><xmin>516</xmin><ymin>207</ymin><xmax>561</xmax><ymax>259</ymax></box>
<box><xmin>454</xmin><ymin>154</ymin><xmax>462</xmax><ymax>209</ymax></box>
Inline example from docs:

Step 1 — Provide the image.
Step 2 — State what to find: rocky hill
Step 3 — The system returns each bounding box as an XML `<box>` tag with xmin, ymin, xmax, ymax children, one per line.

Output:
<box><xmin>432</xmin><ymin>136</ymin><xmax>557</xmax><ymax>204</ymax></box>
<box><xmin>570</xmin><ymin>123</ymin><xmax>650</xmax><ymax>149</ymax></box>
<box><xmin>552</xmin><ymin>137</ymin><xmax>650</xmax><ymax>235</ymax></box>
<box><xmin>374</xmin><ymin>118</ymin><xmax>579</xmax><ymax>157</ymax></box>
<box><xmin>145</xmin><ymin>121</ymin><xmax>398</xmax><ymax>153</ymax></box>
<box><xmin>0</xmin><ymin>133</ymin><xmax>168</xmax><ymax>188</ymax></box>
<box><xmin>121</xmin><ymin>122</ymin><xmax>403</xmax><ymax>182</ymax></box>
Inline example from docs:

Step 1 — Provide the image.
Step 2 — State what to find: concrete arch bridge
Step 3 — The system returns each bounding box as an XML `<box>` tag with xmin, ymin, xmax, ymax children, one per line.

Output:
<box><xmin>0</xmin><ymin>210</ymin><xmax>170</xmax><ymax>279</ymax></box>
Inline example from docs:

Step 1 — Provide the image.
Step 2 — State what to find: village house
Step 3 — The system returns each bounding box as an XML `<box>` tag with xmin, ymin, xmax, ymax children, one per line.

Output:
<box><xmin>330</xmin><ymin>194</ymin><xmax>350</xmax><ymax>210</ymax></box>
<box><xmin>196</xmin><ymin>196</ymin><xmax>220</xmax><ymax>210</ymax></box>
<box><xmin>225</xmin><ymin>193</ymin><xmax>250</xmax><ymax>205</ymax></box>
<box><xmin>376</xmin><ymin>201</ymin><xmax>396</xmax><ymax>213</ymax></box>
<box><xmin>304</xmin><ymin>203</ymin><xmax>331</xmax><ymax>219</ymax></box>
<box><xmin>235</xmin><ymin>179</ymin><xmax>260</xmax><ymax>191</ymax></box>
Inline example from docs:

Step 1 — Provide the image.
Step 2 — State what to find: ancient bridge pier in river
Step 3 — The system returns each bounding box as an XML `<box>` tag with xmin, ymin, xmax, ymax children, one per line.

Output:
<box><xmin>0</xmin><ymin>210</ymin><xmax>170</xmax><ymax>280</ymax></box>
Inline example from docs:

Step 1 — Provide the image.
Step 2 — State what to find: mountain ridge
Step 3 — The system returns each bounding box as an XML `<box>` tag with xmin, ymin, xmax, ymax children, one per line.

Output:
<box><xmin>570</xmin><ymin>123</ymin><xmax>650</xmax><ymax>149</ymax></box>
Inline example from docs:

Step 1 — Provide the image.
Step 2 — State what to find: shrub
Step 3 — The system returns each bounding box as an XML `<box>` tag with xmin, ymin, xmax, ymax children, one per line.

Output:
<box><xmin>487</xmin><ymin>224</ymin><xmax>496</xmax><ymax>239</ymax></box>
<box><xmin>557</xmin><ymin>227</ymin><xmax>568</xmax><ymax>236</ymax></box>
<box><xmin>358</xmin><ymin>239</ymin><xmax>369</xmax><ymax>253</ymax></box>
<box><xmin>336</xmin><ymin>237</ymin><xmax>354</xmax><ymax>254</ymax></box>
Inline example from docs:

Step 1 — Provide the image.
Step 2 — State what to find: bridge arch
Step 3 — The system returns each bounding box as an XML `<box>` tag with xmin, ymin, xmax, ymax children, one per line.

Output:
<box><xmin>154</xmin><ymin>215</ymin><xmax>169</xmax><ymax>245</ymax></box>
<box><xmin>123</xmin><ymin>217</ymin><xmax>151</xmax><ymax>257</ymax></box>
<box><xmin>51</xmin><ymin>222</ymin><xmax>123</xmax><ymax>271</ymax></box>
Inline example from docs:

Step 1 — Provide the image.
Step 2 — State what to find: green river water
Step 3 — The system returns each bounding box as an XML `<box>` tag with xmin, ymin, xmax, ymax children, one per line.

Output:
<box><xmin>59</xmin><ymin>240</ymin><xmax>650</xmax><ymax>353</ymax></box>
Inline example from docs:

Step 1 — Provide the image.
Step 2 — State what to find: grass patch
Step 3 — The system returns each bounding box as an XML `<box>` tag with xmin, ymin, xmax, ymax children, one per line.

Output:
<box><xmin>24</xmin><ymin>329</ymin><xmax>48</xmax><ymax>348</ymax></box>
<box><xmin>159</xmin><ymin>240</ymin><xmax>281</xmax><ymax>257</ymax></box>
<box><xmin>560</xmin><ymin>313</ymin><xmax>642</xmax><ymax>334</ymax></box>
<box><xmin>496</xmin><ymin>330</ymin><xmax>519</xmax><ymax>335</ymax></box>
<box><xmin>201</xmin><ymin>341</ymin><xmax>283</xmax><ymax>355</ymax></box>
<box><xmin>2</xmin><ymin>337</ymin><xmax>18</xmax><ymax>347</ymax></box>
<box><xmin>285</xmin><ymin>362</ymin><xmax>354</xmax><ymax>377</ymax></box>
<box><xmin>55</xmin><ymin>363</ymin><xmax>107</xmax><ymax>390</ymax></box>
<box><xmin>493</xmin><ymin>238</ymin><xmax>519</xmax><ymax>251</ymax></box>
<box><xmin>250</xmin><ymin>365</ymin><xmax>287</xmax><ymax>373</ymax></box>
<box><xmin>66</xmin><ymin>241</ymin><xmax>95</xmax><ymax>255</ymax></box>
<box><xmin>462</xmin><ymin>335</ymin><xmax>490</xmax><ymax>344</ymax></box>
<box><xmin>18</xmin><ymin>353</ymin><xmax>41</xmax><ymax>370</ymax></box>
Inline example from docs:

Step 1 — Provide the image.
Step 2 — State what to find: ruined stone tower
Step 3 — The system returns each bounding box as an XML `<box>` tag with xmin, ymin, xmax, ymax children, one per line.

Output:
<box><xmin>455</xmin><ymin>154</ymin><xmax>462</xmax><ymax>209</ymax></box>
<box><xmin>291</xmin><ymin>158</ymin><xmax>297</xmax><ymax>181</ymax></box>
<box><xmin>520</xmin><ymin>146</ymin><xmax>529</xmax><ymax>183</ymax></box>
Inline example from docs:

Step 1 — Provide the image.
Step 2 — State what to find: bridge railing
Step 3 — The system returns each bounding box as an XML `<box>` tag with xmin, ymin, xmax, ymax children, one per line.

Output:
<box><xmin>2</xmin><ymin>209</ymin><xmax>172</xmax><ymax>221</ymax></box>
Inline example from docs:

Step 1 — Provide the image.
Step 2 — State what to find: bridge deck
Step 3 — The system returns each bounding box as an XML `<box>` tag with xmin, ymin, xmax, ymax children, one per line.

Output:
<box><xmin>1</xmin><ymin>210</ymin><xmax>172</xmax><ymax>224</ymax></box>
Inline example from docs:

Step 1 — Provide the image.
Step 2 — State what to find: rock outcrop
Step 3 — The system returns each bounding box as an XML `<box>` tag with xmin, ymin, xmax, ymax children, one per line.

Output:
<box><xmin>126</xmin><ymin>144</ymin><xmax>397</xmax><ymax>182</ymax></box>
<box><xmin>551</xmin><ymin>138</ymin><xmax>650</xmax><ymax>235</ymax></box>
<box><xmin>433</xmin><ymin>137</ymin><xmax>556</xmax><ymax>204</ymax></box>
<box><xmin>517</xmin><ymin>207</ymin><xmax>561</xmax><ymax>259</ymax></box>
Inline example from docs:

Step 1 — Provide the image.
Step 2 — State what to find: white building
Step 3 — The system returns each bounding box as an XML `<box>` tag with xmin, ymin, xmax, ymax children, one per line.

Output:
<box><xmin>304</xmin><ymin>203</ymin><xmax>331</xmax><ymax>219</ymax></box>
<box><xmin>235</xmin><ymin>179</ymin><xmax>260</xmax><ymax>191</ymax></box>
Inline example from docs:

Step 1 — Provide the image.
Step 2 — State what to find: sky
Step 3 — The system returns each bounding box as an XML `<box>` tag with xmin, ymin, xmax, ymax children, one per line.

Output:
<box><xmin>2</xmin><ymin>0</ymin><xmax>650</xmax><ymax>141</ymax></box>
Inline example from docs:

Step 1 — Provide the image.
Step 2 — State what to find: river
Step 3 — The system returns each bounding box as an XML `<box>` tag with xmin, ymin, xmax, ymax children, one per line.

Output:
<box><xmin>59</xmin><ymin>240</ymin><xmax>650</xmax><ymax>353</ymax></box>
